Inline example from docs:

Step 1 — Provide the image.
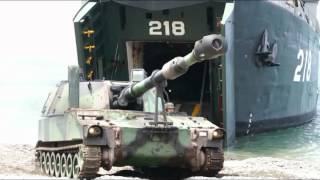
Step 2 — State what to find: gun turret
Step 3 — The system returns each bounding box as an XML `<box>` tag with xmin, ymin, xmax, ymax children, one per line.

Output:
<box><xmin>113</xmin><ymin>34</ymin><xmax>227</xmax><ymax>108</ymax></box>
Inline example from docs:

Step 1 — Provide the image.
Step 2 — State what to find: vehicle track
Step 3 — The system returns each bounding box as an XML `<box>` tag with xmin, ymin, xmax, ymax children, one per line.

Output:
<box><xmin>1</xmin><ymin>144</ymin><xmax>320</xmax><ymax>179</ymax></box>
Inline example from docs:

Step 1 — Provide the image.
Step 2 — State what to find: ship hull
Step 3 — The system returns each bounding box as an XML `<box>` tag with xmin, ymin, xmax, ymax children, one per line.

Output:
<box><xmin>225</xmin><ymin>1</ymin><xmax>319</xmax><ymax>136</ymax></box>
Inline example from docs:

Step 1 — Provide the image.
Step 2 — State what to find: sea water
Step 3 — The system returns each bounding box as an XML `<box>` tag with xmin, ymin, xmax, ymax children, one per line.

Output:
<box><xmin>226</xmin><ymin>104</ymin><xmax>320</xmax><ymax>164</ymax></box>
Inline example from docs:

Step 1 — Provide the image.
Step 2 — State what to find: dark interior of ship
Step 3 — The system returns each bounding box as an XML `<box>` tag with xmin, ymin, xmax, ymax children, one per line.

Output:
<box><xmin>140</xmin><ymin>41</ymin><xmax>222</xmax><ymax>123</ymax></box>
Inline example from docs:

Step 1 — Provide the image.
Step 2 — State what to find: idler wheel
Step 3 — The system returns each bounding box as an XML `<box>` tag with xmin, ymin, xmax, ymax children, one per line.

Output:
<box><xmin>66</xmin><ymin>153</ymin><xmax>73</xmax><ymax>178</ymax></box>
<box><xmin>49</xmin><ymin>152</ymin><xmax>55</xmax><ymax>176</ymax></box>
<box><xmin>40</xmin><ymin>152</ymin><xmax>46</xmax><ymax>173</ymax></box>
<box><xmin>44</xmin><ymin>152</ymin><xmax>51</xmax><ymax>175</ymax></box>
<box><xmin>60</xmin><ymin>153</ymin><xmax>67</xmax><ymax>177</ymax></box>
<box><xmin>54</xmin><ymin>153</ymin><xmax>61</xmax><ymax>177</ymax></box>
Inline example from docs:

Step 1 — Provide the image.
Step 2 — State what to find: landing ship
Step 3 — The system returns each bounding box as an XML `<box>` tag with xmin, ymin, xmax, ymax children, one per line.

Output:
<box><xmin>73</xmin><ymin>0</ymin><xmax>320</xmax><ymax>144</ymax></box>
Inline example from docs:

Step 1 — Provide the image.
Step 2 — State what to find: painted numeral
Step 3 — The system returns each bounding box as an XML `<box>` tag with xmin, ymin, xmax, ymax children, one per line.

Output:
<box><xmin>306</xmin><ymin>50</ymin><xmax>312</xmax><ymax>81</ymax></box>
<box><xmin>172</xmin><ymin>21</ymin><xmax>185</xmax><ymax>36</ymax></box>
<box><xmin>293</xmin><ymin>49</ymin><xmax>312</xmax><ymax>82</ymax></box>
<box><xmin>293</xmin><ymin>49</ymin><xmax>304</xmax><ymax>82</ymax></box>
<box><xmin>163</xmin><ymin>21</ymin><xmax>170</xmax><ymax>36</ymax></box>
<box><xmin>149</xmin><ymin>21</ymin><xmax>162</xmax><ymax>35</ymax></box>
<box><xmin>149</xmin><ymin>21</ymin><xmax>185</xmax><ymax>36</ymax></box>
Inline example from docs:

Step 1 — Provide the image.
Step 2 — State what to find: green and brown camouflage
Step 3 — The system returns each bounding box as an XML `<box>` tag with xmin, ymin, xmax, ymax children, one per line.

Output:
<box><xmin>36</xmin><ymin>34</ymin><xmax>227</xmax><ymax>178</ymax></box>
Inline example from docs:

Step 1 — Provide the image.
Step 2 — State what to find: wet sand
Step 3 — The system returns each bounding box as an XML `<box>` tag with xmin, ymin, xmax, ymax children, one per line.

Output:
<box><xmin>0</xmin><ymin>144</ymin><xmax>319</xmax><ymax>179</ymax></box>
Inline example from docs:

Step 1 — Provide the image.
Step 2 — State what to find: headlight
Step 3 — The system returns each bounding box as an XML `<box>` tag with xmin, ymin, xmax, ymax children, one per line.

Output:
<box><xmin>88</xmin><ymin>126</ymin><xmax>102</xmax><ymax>137</ymax></box>
<box><xmin>211</xmin><ymin>128</ymin><xmax>224</xmax><ymax>139</ymax></box>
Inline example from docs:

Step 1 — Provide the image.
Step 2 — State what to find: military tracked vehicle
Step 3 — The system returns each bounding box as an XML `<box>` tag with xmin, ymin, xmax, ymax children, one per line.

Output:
<box><xmin>36</xmin><ymin>34</ymin><xmax>227</xmax><ymax>178</ymax></box>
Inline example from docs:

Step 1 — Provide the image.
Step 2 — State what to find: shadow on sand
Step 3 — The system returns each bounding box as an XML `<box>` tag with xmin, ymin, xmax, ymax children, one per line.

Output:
<box><xmin>106</xmin><ymin>167</ymin><xmax>221</xmax><ymax>180</ymax></box>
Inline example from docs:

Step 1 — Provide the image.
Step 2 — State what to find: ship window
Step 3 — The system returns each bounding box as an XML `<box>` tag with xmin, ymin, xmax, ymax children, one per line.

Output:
<box><xmin>145</xmin><ymin>12</ymin><xmax>152</xmax><ymax>19</ymax></box>
<box><xmin>162</xmin><ymin>9</ymin><xmax>169</xmax><ymax>15</ymax></box>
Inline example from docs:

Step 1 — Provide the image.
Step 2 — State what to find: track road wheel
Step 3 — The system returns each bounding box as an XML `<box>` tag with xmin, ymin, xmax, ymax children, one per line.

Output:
<box><xmin>54</xmin><ymin>153</ymin><xmax>61</xmax><ymax>177</ymax></box>
<box><xmin>49</xmin><ymin>152</ymin><xmax>55</xmax><ymax>176</ymax></box>
<box><xmin>60</xmin><ymin>153</ymin><xmax>67</xmax><ymax>177</ymax></box>
<box><xmin>45</xmin><ymin>152</ymin><xmax>50</xmax><ymax>175</ymax></box>
<box><xmin>66</xmin><ymin>153</ymin><xmax>73</xmax><ymax>178</ymax></box>
<box><xmin>40</xmin><ymin>152</ymin><xmax>46</xmax><ymax>173</ymax></box>
<box><xmin>72</xmin><ymin>153</ymin><xmax>82</xmax><ymax>179</ymax></box>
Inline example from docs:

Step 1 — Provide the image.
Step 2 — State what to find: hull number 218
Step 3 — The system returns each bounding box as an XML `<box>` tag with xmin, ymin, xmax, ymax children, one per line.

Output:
<box><xmin>293</xmin><ymin>49</ymin><xmax>312</xmax><ymax>82</ymax></box>
<box><xmin>149</xmin><ymin>21</ymin><xmax>185</xmax><ymax>36</ymax></box>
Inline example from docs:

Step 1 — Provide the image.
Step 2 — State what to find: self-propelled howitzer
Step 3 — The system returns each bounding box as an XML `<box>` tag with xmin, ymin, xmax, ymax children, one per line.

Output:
<box><xmin>114</xmin><ymin>34</ymin><xmax>227</xmax><ymax>108</ymax></box>
<box><xmin>36</xmin><ymin>34</ymin><xmax>227</xmax><ymax>179</ymax></box>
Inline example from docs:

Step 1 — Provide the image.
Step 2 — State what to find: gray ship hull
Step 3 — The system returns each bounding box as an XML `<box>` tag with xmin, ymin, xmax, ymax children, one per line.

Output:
<box><xmin>224</xmin><ymin>1</ymin><xmax>319</xmax><ymax>137</ymax></box>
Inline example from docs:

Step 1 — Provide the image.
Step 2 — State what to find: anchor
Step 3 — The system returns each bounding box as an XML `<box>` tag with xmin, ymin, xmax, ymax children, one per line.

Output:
<box><xmin>256</xmin><ymin>29</ymin><xmax>280</xmax><ymax>67</ymax></box>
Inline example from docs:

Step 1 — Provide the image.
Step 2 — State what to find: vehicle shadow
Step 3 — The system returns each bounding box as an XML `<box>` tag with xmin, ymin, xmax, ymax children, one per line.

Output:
<box><xmin>107</xmin><ymin>168</ymin><xmax>221</xmax><ymax>180</ymax></box>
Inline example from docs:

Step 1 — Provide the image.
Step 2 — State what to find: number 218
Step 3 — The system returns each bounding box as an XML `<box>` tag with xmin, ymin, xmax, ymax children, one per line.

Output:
<box><xmin>149</xmin><ymin>20</ymin><xmax>185</xmax><ymax>36</ymax></box>
<box><xmin>293</xmin><ymin>49</ymin><xmax>312</xmax><ymax>82</ymax></box>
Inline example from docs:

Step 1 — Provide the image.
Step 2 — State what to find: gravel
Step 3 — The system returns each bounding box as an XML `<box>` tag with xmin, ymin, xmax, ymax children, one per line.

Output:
<box><xmin>0</xmin><ymin>144</ymin><xmax>319</xmax><ymax>179</ymax></box>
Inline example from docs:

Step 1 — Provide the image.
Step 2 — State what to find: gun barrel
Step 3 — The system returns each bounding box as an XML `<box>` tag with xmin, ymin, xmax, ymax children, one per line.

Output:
<box><xmin>115</xmin><ymin>34</ymin><xmax>227</xmax><ymax>107</ymax></box>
